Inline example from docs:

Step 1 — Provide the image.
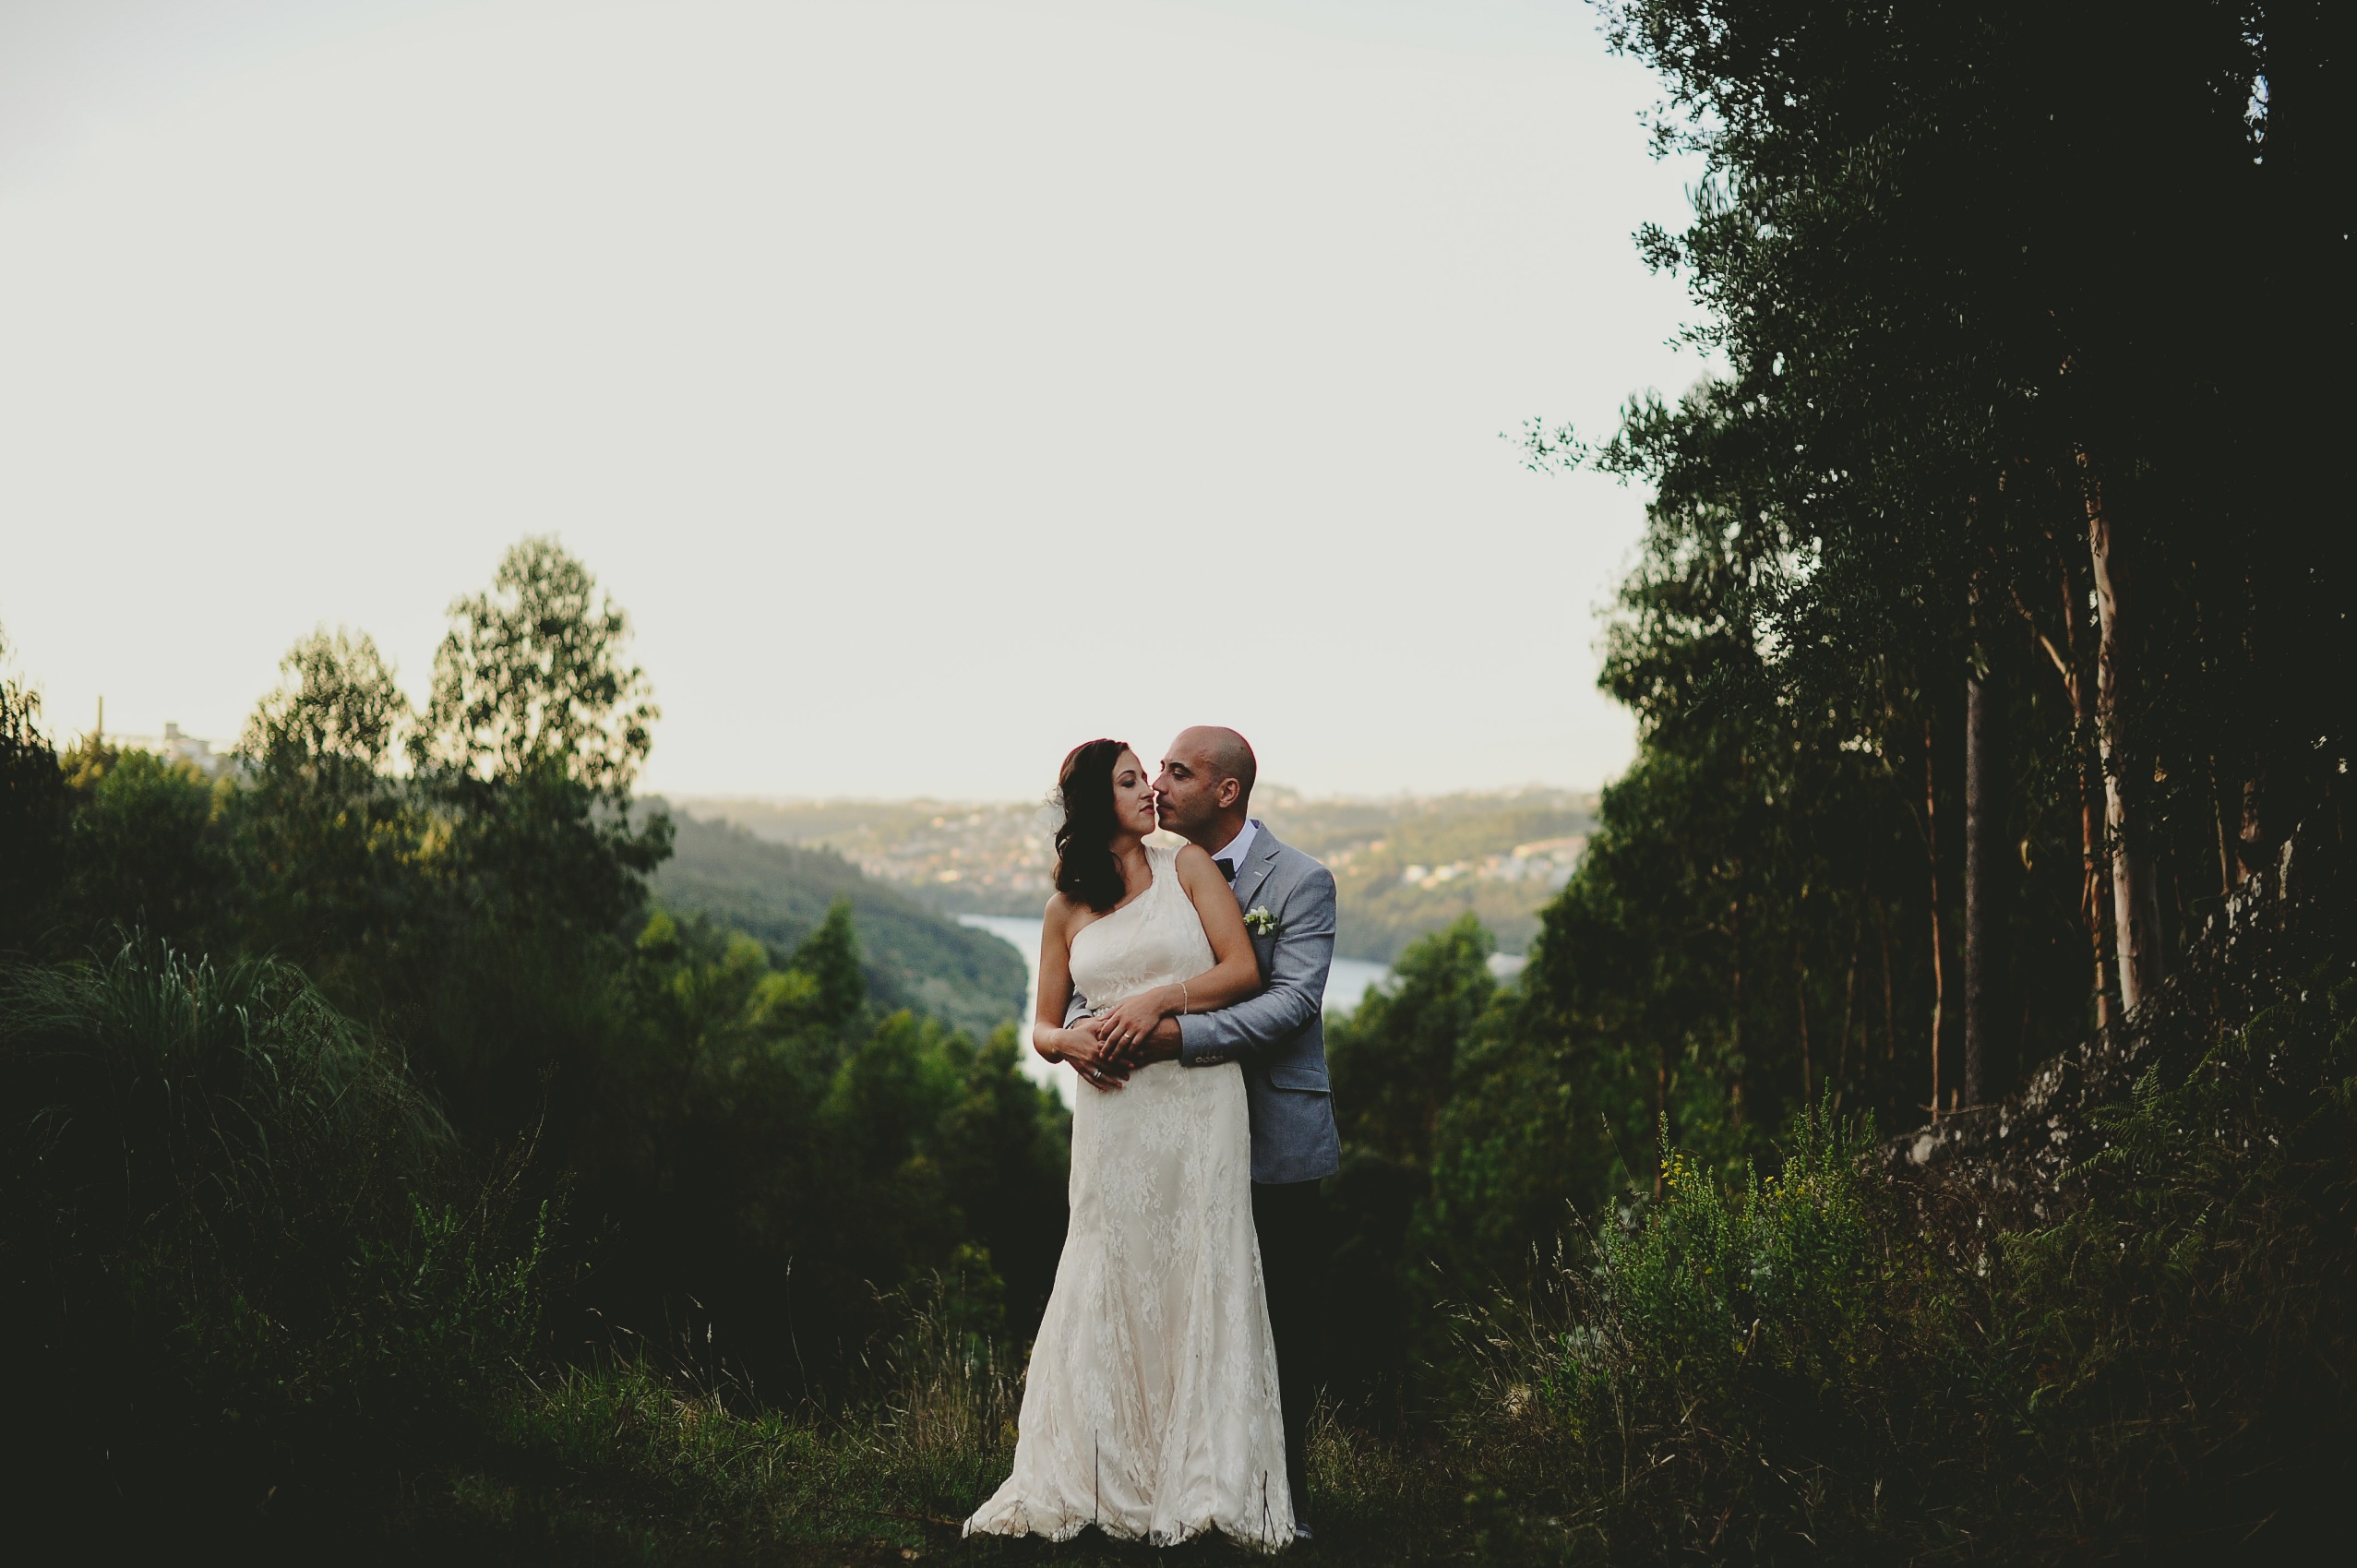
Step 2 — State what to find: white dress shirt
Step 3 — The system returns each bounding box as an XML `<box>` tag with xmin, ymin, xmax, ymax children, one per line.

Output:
<box><xmin>1208</xmin><ymin>818</ymin><xmax>1258</xmax><ymax>878</ymax></box>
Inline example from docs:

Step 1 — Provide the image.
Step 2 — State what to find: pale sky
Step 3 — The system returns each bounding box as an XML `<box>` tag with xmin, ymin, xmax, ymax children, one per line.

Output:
<box><xmin>0</xmin><ymin>0</ymin><xmax>1704</xmax><ymax>801</ymax></box>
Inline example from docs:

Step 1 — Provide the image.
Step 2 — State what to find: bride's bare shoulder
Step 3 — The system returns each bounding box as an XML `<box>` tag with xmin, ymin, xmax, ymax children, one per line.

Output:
<box><xmin>1171</xmin><ymin>842</ymin><xmax>1224</xmax><ymax>891</ymax></box>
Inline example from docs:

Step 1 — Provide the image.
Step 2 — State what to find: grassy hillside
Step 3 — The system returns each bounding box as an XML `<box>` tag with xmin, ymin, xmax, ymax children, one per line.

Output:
<box><xmin>649</xmin><ymin>805</ymin><xmax>1026</xmax><ymax>1039</ymax></box>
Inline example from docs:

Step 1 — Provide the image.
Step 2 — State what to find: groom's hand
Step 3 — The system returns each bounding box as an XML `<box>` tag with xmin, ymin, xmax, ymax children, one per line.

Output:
<box><xmin>1105</xmin><ymin>1016</ymin><xmax>1182</xmax><ymax>1068</ymax></box>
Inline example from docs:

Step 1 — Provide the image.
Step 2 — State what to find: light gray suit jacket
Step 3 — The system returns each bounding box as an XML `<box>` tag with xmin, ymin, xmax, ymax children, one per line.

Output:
<box><xmin>1068</xmin><ymin>822</ymin><xmax>1342</xmax><ymax>1185</ymax></box>
<box><xmin>1179</xmin><ymin>823</ymin><xmax>1343</xmax><ymax>1185</ymax></box>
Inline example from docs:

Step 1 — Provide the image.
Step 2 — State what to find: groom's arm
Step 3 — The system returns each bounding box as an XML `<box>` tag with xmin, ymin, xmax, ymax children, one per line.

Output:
<box><xmin>1176</xmin><ymin>866</ymin><xmax>1336</xmax><ymax>1068</ymax></box>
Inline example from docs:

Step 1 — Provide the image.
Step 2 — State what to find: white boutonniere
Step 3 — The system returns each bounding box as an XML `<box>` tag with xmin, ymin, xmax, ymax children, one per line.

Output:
<box><xmin>1244</xmin><ymin>906</ymin><xmax>1278</xmax><ymax>938</ymax></box>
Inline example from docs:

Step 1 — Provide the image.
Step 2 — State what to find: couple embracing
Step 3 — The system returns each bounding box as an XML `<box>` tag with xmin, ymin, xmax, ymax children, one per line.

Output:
<box><xmin>964</xmin><ymin>727</ymin><xmax>1339</xmax><ymax>1551</ymax></box>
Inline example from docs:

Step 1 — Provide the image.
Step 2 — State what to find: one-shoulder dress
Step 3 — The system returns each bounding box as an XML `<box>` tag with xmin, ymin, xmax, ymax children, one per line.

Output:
<box><xmin>964</xmin><ymin>843</ymin><xmax>1292</xmax><ymax>1550</ymax></box>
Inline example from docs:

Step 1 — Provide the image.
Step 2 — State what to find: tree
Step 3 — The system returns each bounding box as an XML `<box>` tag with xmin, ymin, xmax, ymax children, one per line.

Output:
<box><xmin>793</xmin><ymin>898</ymin><xmax>868</xmax><ymax>1031</ymax></box>
<box><xmin>0</xmin><ymin>629</ymin><xmax>67</xmax><ymax>951</ymax></box>
<box><xmin>413</xmin><ymin>535</ymin><xmax>659</xmax><ymax>796</ymax></box>
<box><xmin>229</xmin><ymin>629</ymin><xmax>414</xmax><ymax>976</ymax></box>
<box><xmin>1585</xmin><ymin>0</ymin><xmax>2353</xmax><ymax>1053</ymax></box>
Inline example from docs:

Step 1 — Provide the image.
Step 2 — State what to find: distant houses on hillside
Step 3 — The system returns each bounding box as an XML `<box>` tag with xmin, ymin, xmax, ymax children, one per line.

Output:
<box><xmin>1399</xmin><ymin>834</ymin><xmax>1586</xmax><ymax>892</ymax></box>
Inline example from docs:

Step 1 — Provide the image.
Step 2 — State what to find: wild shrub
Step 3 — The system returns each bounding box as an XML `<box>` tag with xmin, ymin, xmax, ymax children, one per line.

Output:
<box><xmin>1988</xmin><ymin>955</ymin><xmax>2357</xmax><ymax>1558</ymax></box>
<box><xmin>1465</xmin><ymin>1106</ymin><xmax>1958</xmax><ymax>1562</ymax></box>
<box><xmin>1463</xmin><ymin>934</ymin><xmax>2357</xmax><ymax>1564</ymax></box>
<box><xmin>0</xmin><ymin>938</ymin><xmax>547</xmax><ymax>1535</ymax></box>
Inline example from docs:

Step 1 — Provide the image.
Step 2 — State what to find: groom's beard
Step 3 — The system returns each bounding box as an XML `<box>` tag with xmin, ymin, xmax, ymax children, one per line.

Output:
<box><xmin>1156</xmin><ymin>803</ymin><xmax>1217</xmax><ymax>850</ymax></box>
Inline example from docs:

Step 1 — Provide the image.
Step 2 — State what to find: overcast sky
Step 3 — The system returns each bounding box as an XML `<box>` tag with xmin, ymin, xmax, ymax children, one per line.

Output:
<box><xmin>0</xmin><ymin>0</ymin><xmax>1705</xmax><ymax>801</ymax></box>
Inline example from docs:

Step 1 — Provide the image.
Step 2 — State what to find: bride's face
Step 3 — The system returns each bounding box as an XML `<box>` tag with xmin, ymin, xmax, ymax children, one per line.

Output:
<box><xmin>1109</xmin><ymin>749</ymin><xmax>1157</xmax><ymax>839</ymax></box>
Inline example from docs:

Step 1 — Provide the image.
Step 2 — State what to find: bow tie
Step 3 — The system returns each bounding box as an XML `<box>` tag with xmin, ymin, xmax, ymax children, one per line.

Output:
<box><xmin>1214</xmin><ymin>856</ymin><xmax>1236</xmax><ymax>883</ymax></box>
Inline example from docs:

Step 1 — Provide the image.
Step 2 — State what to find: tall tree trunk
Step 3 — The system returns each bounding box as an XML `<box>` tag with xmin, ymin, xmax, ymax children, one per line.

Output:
<box><xmin>1837</xmin><ymin>900</ymin><xmax>1861</xmax><ymax>1112</ymax></box>
<box><xmin>2211</xmin><ymin>757</ymin><xmax>2235</xmax><ymax>899</ymax></box>
<box><xmin>1964</xmin><ymin>660</ymin><xmax>1996</xmax><ymax>1107</ymax></box>
<box><xmin>2082</xmin><ymin>457</ymin><xmax>2161</xmax><ymax>1011</ymax></box>
<box><xmin>1877</xmin><ymin>894</ymin><xmax>1896</xmax><ymax>1074</ymax></box>
<box><xmin>2025</xmin><ymin>540</ymin><xmax>2116</xmax><ymax>1030</ymax></box>
<box><xmin>1795</xmin><ymin>939</ymin><xmax>1813</xmax><ymax>1106</ymax></box>
<box><xmin>2238</xmin><ymin>771</ymin><xmax>2267</xmax><ymax>886</ymax></box>
<box><xmin>1924</xmin><ymin>715</ymin><xmax>1948</xmax><ymax>1120</ymax></box>
<box><xmin>1729</xmin><ymin>760</ymin><xmax>1746</xmax><ymax>1135</ymax></box>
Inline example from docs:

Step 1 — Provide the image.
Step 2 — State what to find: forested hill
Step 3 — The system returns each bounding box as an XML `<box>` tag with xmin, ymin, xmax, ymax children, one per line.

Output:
<box><xmin>649</xmin><ymin>804</ymin><xmax>1026</xmax><ymax>1039</ymax></box>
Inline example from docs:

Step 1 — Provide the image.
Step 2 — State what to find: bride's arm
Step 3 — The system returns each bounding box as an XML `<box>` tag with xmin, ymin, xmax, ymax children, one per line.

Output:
<box><xmin>1034</xmin><ymin>896</ymin><xmax>1125</xmax><ymax>1089</ymax></box>
<box><xmin>1091</xmin><ymin>845</ymin><xmax>1261</xmax><ymax>1052</ymax></box>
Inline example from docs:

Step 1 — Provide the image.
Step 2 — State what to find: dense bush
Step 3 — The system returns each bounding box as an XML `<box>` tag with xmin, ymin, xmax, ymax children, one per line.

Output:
<box><xmin>0</xmin><ymin>940</ymin><xmax>545</xmax><ymax>1538</ymax></box>
<box><xmin>1462</xmin><ymin>925</ymin><xmax>2357</xmax><ymax>1564</ymax></box>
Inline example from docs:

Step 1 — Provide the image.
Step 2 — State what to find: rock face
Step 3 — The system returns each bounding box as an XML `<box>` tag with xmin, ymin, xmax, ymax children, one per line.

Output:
<box><xmin>1883</xmin><ymin>828</ymin><xmax>2343</xmax><ymax>1238</ymax></box>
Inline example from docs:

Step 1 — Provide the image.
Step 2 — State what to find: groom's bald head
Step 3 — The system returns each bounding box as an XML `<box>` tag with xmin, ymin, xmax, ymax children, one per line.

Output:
<box><xmin>1155</xmin><ymin>726</ymin><xmax>1257</xmax><ymax>848</ymax></box>
<box><xmin>1180</xmin><ymin>726</ymin><xmax>1256</xmax><ymax>805</ymax></box>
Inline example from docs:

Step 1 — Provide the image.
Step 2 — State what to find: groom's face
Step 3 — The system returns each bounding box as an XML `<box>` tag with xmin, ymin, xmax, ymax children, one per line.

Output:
<box><xmin>1154</xmin><ymin>734</ymin><xmax>1238</xmax><ymax>840</ymax></box>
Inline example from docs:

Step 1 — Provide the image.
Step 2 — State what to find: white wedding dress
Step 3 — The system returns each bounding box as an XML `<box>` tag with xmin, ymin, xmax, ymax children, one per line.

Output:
<box><xmin>965</xmin><ymin>844</ymin><xmax>1293</xmax><ymax>1550</ymax></box>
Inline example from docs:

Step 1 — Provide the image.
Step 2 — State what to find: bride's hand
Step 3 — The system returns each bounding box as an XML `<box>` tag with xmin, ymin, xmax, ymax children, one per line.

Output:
<box><xmin>1050</xmin><ymin>1020</ymin><xmax>1128</xmax><ymax>1093</ymax></box>
<box><xmin>1093</xmin><ymin>988</ymin><xmax>1171</xmax><ymax>1056</ymax></box>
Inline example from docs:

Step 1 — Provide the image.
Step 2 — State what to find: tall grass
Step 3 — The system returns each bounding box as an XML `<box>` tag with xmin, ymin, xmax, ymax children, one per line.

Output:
<box><xmin>406</xmin><ymin>1263</ymin><xmax>1467</xmax><ymax>1565</ymax></box>
<box><xmin>0</xmin><ymin>938</ymin><xmax>546</xmax><ymax>1539</ymax></box>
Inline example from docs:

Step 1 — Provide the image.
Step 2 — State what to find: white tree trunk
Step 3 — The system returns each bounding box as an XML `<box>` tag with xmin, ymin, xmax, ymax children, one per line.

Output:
<box><xmin>2083</xmin><ymin>462</ymin><xmax>2160</xmax><ymax>1013</ymax></box>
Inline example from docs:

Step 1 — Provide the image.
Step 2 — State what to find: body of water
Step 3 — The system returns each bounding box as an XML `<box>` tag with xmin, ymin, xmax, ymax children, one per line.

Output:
<box><xmin>957</xmin><ymin>916</ymin><xmax>1503</xmax><ymax>1105</ymax></box>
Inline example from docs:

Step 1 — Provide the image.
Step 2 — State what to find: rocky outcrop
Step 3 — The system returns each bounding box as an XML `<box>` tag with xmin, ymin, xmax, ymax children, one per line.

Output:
<box><xmin>1883</xmin><ymin>825</ymin><xmax>2344</xmax><ymax>1233</ymax></box>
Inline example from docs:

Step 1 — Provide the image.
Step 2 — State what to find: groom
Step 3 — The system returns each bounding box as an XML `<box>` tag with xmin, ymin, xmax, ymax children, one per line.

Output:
<box><xmin>1081</xmin><ymin>724</ymin><xmax>1340</xmax><ymax>1541</ymax></box>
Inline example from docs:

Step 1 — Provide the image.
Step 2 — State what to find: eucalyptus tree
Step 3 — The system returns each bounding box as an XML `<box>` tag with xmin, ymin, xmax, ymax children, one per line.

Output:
<box><xmin>1588</xmin><ymin>0</ymin><xmax>2351</xmax><ymax>1083</ymax></box>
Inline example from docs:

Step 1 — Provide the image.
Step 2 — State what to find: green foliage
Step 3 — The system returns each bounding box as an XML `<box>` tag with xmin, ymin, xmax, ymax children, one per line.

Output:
<box><xmin>226</xmin><ymin>628</ymin><xmax>419</xmax><ymax>981</ymax></box>
<box><xmin>1324</xmin><ymin>918</ymin><xmax>1526</xmax><ymax>1420</ymax></box>
<box><xmin>1462</xmin><ymin>927</ymin><xmax>2357</xmax><ymax>1564</ymax></box>
<box><xmin>242</xmin><ymin>625</ymin><xmax>408</xmax><ymax>774</ymax></box>
<box><xmin>0</xmin><ymin>940</ymin><xmax>544</xmax><ymax>1534</ymax></box>
<box><xmin>793</xmin><ymin>896</ymin><xmax>867</xmax><ymax>1027</ymax></box>
<box><xmin>60</xmin><ymin>744</ymin><xmax>226</xmax><ymax>949</ymax></box>
<box><xmin>0</xmin><ymin>632</ymin><xmax>67</xmax><ymax>949</ymax></box>
<box><xmin>1463</xmin><ymin>1106</ymin><xmax>1926</xmax><ymax>1562</ymax></box>
<box><xmin>1334</xmin><ymin>915</ymin><xmax>1498</xmax><ymax>1167</ymax></box>
<box><xmin>562</xmin><ymin>905</ymin><xmax>1068</xmax><ymax>1405</ymax></box>
<box><xmin>0</xmin><ymin>542</ymin><xmax>1064</xmax><ymax>1544</ymax></box>
<box><xmin>1565</xmin><ymin>0</ymin><xmax>2356</xmax><ymax>1125</ymax></box>
<box><xmin>652</xmin><ymin>806</ymin><xmax>1027</xmax><ymax>1039</ymax></box>
<box><xmin>414</xmin><ymin>534</ymin><xmax>659</xmax><ymax>795</ymax></box>
<box><xmin>1986</xmin><ymin>956</ymin><xmax>2357</xmax><ymax>1554</ymax></box>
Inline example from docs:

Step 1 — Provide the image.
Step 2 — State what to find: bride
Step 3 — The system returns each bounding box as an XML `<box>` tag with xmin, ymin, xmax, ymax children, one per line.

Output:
<box><xmin>964</xmin><ymin>738</ymin><xmax>1294</xmax><ymax>1550</ymax></box>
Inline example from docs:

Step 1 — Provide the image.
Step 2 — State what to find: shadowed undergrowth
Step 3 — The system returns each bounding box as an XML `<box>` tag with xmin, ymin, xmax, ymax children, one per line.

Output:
<box><xmin>7</xmin><ymin>899</ymin><xmax>2352</xmax><ymax>1564</ymax></box>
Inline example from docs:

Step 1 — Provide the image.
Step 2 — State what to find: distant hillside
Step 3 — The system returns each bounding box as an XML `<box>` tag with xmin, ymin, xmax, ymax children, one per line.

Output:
<box><xmin>1258</xmin><ymin>790</ymin><xmax>1595</xmax><ymax>964</ymax></box>
<box><xmin>648</xmin><ymin>805</ymin><xmax>1026</xmax><ymax>1039</ymax></box>
<box><xmin>678</xmin><ymin>788</ymin><xmax>1597</xmax><ymax>965</ymax></box>
<box><xmin>682</xmin><ymin>797</ymin><xmax>1055</xmax><ymax>916</ymax></box>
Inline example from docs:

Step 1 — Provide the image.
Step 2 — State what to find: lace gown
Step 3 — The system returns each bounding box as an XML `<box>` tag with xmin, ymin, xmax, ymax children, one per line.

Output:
<box><xmin>965</xmin><ymin>844</ymin><xmax>1293</xmax><ymax>1550</ymax></box>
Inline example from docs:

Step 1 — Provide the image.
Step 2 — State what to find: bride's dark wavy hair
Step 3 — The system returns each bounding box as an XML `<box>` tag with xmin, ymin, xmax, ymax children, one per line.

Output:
<box><xmin>1053</xmin><ymin>738</ymin><xmax>1131</xmax><ymax>913</ymax></box>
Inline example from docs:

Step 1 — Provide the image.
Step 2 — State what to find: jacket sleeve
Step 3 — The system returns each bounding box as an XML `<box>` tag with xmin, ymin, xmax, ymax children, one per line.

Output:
<box><xmin>1177</xmin><ymin>862</ymin><xmax>1337</xmax><ymax>1068</ymax></box>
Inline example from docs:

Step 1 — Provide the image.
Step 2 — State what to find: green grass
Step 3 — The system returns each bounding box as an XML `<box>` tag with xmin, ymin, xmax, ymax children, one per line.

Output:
<box><xmin>400</xmin><ymin>1358</ymin><xmax>1465</xmax><ymax>1565</ymax></box>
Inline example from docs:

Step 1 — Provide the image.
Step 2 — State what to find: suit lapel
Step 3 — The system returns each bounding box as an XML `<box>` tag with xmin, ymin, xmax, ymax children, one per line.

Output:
<box><xmin>1228</xmin><ymin>821</ymin><xmax>1284</xmax><ymax>914</ymax></box>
